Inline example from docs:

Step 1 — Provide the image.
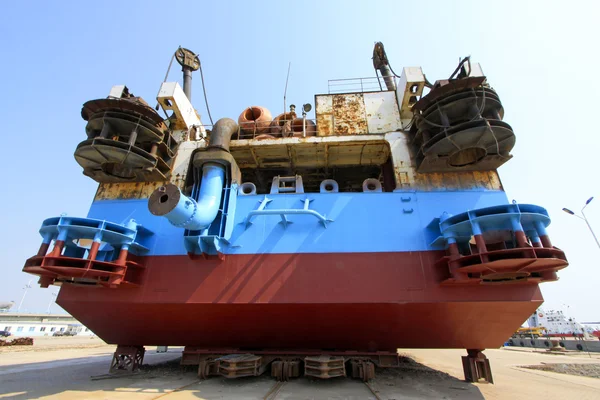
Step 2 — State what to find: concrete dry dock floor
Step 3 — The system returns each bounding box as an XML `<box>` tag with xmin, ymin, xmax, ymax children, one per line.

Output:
<box><xmin>0</xmin><ymin>338</ymin><xmax>599</xmax><ymax>399</ymax></box>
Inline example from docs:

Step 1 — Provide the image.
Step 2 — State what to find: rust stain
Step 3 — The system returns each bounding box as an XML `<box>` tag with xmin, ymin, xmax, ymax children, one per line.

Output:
<box><xmin>395</xmin><ymin>170</ymin><xmax>411</xmax><ymax>189</ymax></box>
<box><xmin>230</xmin><ymin>148</ymin><xmax>258</xmax><ymax>168</ymax></box>
<box><xmin>487</xmin><ymin>170</ymin><xmax>503</xmax><ymax>190</ymax></box>
<box><xmin>332</xmin><ymin>94</ymin><xmax>367</xmax><ymax>136</ymax></box>
<box><xmin>409</xmin><ymin>170</ymin><xmax>503</xmax><ymax>191</ymax></box>
<box><xmin>316</xmin><ymin>112</ymin><xmax>332</xmax><ymax>137</ymax></box>
<box><xmin>95</xmin><ymin>182</ymin><xmax>163</xmax><ymax>200</ymax></box>
<box><xmin>315</xmin><ymin>93</ymin><xmax>371</xmax><ymax>136</ymax></box>
<box><xmin>426</xmin><ymin>173</ymin><xmax>443</xmax><ymax>189</ymax></box>
<box><xmin>440</xmin><ymin>173</ymin><xmax>460</xmax><ymax>190</ymax></box>
<box><xmin>315</xmin><ymin>95</ymin><xmax>333</xmax><ymax>137</ymax></box>
<box><xmin>471</xmin><ymin>171</ymin><xmax>491</xmax><ymax>190</ymax></box>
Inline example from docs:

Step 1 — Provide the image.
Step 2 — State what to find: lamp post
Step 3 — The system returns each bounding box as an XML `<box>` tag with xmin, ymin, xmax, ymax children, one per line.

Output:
<box><xmin>563</xmin><ymin>197</ymin><xmax>600</xmax><ymax>249</ymax></box>
<box><xmin>17</xmin><ymin>280</ymin><xmax>33</xmax><ymax>313</ymax></box>
<box><xmin>46</xmin><ymin>291</ymin><xmax>58</xmax><ymax>314</ymax></box>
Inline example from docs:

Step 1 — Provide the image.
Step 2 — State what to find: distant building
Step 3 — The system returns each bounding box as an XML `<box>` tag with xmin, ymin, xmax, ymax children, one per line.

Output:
<box><xmin>0</xmin><ymin>313</ymin><xmax>95</xmax><ymax>337</ymax></box>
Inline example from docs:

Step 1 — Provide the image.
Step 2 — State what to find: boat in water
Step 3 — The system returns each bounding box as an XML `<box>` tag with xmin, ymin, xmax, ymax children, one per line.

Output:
<box><xmin>22</xmin><ymin>44</ymin><xmax>569</xmax><ymax>382</ymax></box>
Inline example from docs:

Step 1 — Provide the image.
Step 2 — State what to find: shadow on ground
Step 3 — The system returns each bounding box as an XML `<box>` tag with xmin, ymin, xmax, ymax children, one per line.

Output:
<box><xmin>0</xmin><ymin>354</ymin><xmax>485</xmax><ymax>399</ymax></box>
<box><xmin>369</xmin><ymin>356</ymin><xmax>484</xmax><ymax>399</ymax></box>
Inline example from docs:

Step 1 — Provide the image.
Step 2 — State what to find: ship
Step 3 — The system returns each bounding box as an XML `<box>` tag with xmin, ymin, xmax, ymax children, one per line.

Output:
<box><xmin>528</xmin><ymin>308</ymin><xmax>587</xmax><ymax>337</ymax></box>
<box><xmin>22</xmin><ymin>44</ymin><xmax>568</xmax><ymax>382</ymax></box>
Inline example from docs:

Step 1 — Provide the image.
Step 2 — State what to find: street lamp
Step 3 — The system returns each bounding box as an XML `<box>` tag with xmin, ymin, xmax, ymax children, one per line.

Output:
<box><xmin>46</xmin><ymin>291</ymin><xmax>58</xmax><ymax>314</ymax></box>
<box><xmin>17</xmin><ymin>280</ymin><xmax>33</xmax><ymax>313</ymax></box>
<box><xmin>563</xmin><ymin>197</ymin><xmax>600</xmax><ymax>249</ymax></box>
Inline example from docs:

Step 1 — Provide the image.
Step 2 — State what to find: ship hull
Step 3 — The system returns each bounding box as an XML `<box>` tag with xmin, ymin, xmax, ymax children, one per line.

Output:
<box><xmin>58</xmin><ymin>251</ymin><xmax>542</xmax><ymax>350</ymax></box>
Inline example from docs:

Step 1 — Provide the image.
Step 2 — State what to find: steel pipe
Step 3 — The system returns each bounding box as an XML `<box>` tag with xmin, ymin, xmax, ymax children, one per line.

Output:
<box><xmin>378</xmin><ymin>64</ymin><xmax>396</xmax><ymax>91</ymax></box>
<box><xmin>148</xmin><ymin>117</ymin><xmax>238</xmax><ymax>230</ymax></box>
<box><xmin>372</xmin><ymin>42</ymin><xmax>396</xmax><ymax>91</ymax></box>
<box><xmin>183</xmin><ymin>67</ymin><xmax>192</xmax><ymax>101</ymax></box>
<box><xmin>208</xmin><ymin>118</ymin><xmax>238</xmax><ymax>151</ymax></box>
<box><xmin>148</xmin><ymin>163</ymin><xmax>224</xmax><ymax>231</ymax></box>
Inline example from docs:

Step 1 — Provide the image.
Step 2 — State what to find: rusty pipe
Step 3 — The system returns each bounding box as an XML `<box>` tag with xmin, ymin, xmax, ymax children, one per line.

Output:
<box><xmin>208</xmin><ymin>118</ymin><xmax>238</xmax><ymax>151</ymax></box>
<box><xmin>372</xmin><ymin>42</ymin><xmax>396</xmax><ymax>91</ymax></box>
<box><xmin>378</xmin><ymin>64</ymin><xmax>396</xmax><ymax>91</ymax></box>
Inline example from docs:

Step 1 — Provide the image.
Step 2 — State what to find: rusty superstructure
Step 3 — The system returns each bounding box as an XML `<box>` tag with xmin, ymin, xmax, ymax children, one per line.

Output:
<box><xmin>23</xmin><ymin>44</ymin><xmax>568</xmax><ymax>383</ymax></box>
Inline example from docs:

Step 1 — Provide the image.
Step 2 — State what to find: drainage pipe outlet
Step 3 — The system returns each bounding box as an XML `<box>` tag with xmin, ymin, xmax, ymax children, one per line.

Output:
<box><xmin>148</xmin><ymin>163</ymin><xmax>224</xmax><ymax>231</ymax></box>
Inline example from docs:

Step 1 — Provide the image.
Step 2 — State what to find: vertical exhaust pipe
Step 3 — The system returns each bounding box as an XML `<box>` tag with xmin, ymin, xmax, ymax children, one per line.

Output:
<box><xmin>175</xmin><ymin>48</ymin><xmax>200</xmax><ymax>101</ymax></box>
<box><xmin>182</xmin><ymin>68</ymin><xmax>193</xmax><ymax>101</ymax></box>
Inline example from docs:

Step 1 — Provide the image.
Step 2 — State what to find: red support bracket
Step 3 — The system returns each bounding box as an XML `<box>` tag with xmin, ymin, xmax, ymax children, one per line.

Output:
<box><xmin>109</xmin><ymin>345</ymin><xmax>145</xmax><ymax>373</ymax></box>
<box><xmin>462</xmin><ymin>349</ymin><xmax>493</xmax><ymax>384</ymax></box>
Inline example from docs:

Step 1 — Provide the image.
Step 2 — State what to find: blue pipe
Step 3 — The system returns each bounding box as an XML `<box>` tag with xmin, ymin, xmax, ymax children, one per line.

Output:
<box><xmin>149</xmin><ymin>118</ymin><xmax>239</xmax><ymax>231</ymax></box>
<box><xmin>153</xmin><ymin>163</ymin><xmax>225</xmax><ymax>231</ymax></box>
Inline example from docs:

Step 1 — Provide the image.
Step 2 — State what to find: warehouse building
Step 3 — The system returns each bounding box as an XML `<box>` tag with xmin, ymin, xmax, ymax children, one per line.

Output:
<box><xmin>0</xmin><ymin>313</ymin><xmax>95</xmax><ymax>337</ymax></box>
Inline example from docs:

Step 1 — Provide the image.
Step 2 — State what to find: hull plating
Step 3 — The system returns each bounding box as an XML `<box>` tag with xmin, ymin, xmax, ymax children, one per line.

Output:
<box><xmin>58</xmin><ymin>251</ymin><xmax>542</xmax><ymax>350</ymax></box>
<box><xmin>86</xmin><ymin>190</ymin><xmax>510</xmax><ymax>255</ymax></box>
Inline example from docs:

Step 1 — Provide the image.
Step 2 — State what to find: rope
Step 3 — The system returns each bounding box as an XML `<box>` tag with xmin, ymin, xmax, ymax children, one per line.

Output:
<box><xmin>374</xmin><ymin>68</ymin><xmax>383</xmax><ymax>91</ymax></box>
<box><xmin>449</xmin><ymin>56</ymin><xmax>471</xmax><ymax>80</ymax></box>
<box><xmin>156</xmin><ymin>47</ymin><xmax>214</xmax><ymax>126</ymax></box>
<box><xmin>154</xmin><ymin>48</ymin><xmax>178</xmax><ymax>112</ymax></box>
<box><xmin>484</xmin><ymin>118</ymin><xmax>509</xmax><ymax>159</ymax></box>
<box><xmin>163</xmin><ymin>48</ymin><xmax>177</xmax><ymax>83</ymax></box>
<box><xmin>198</xmin><ymin>59</ymin><xmax>214</xmax><ymax>126</ymax></box>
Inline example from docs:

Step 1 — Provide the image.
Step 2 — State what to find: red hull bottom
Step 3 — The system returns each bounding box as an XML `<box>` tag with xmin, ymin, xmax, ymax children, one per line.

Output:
<box><xmin>58</xmin><ymin>252</ymin><xmax>543</xmax><ymax>351</ymax></box>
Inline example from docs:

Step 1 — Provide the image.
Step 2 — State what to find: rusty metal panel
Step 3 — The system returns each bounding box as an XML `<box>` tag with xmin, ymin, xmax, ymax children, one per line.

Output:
<box><xmin>489</xmin><ymin>171</ymin><xmax>503</xmax><ymax>190</ymax></box>
<box><xmin>95</xmin><ymin>182</ymin><xmax>162</xmax><ymax>200</ymax></box>
<box><xmin>480</xmin><ymin>170</ymin><xmax>503</xmax><ymax>190</ymax></box>
<box><xmin>315</xmin><ymin>94</ymin><xmax>368</xmax><ymax>136</ymax></box>
<box><xmin>332</xmin><ymin>93</ymin><xmax>367</xmax><ymax>135</ymax></box>
<box><xmin>315</xmin><ymin>95</ymin><xmax>333</xmax><ymax>136</ymax></box>
<box><xmin>437</xmin><ymin>173</ymin><xmax>461</xmax><ymax>190</ymax></box>
<box><xmin>363</xmin><ymin>91</ymin><xmax>401</xmax><ymax>133</ymax></box>
<box><xmin>410</xmin><ymin>171</ymin><xmax>504</xmax><ymax>191</ymax></box>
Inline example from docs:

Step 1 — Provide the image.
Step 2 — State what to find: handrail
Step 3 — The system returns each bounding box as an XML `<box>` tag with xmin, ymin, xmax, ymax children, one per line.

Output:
<box><xmin>327</xmin><ymin>76</ymin><xmax>395</xmax><ymax>94</ymax></box>
<box><xmin>244</xmin><ymin>197</ymin><xmax>333</xmax><ymax>228</ymax></box>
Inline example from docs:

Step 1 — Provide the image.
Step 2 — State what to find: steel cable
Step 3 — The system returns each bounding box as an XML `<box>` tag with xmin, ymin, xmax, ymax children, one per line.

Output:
<box><xmin>198</xmin><ymin>58</ymin><xmax>214</xmax><ymax>126</ymax></box>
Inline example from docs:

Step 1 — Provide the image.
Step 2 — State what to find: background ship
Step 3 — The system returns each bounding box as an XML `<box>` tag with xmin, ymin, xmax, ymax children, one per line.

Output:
<box><xmin>527</xmin><ymin>308</ymin><xmax>600</xmax><ymax>338</ymax></box>
<box><xmin>22</xmin><ymin>44</ymin><xmax>568</xmax><ymax>382</ymax></box>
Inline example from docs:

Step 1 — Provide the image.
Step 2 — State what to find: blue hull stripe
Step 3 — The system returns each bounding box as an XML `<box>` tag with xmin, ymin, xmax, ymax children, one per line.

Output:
<box><xmin>87</xmin><ymin>191</ymin><xmax>508</xmax><ymax>255</ymax></box>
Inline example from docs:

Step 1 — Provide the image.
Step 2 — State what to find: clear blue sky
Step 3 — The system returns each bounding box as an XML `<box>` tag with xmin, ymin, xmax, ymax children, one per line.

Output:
<box><xmin>1</xmin><ymin>1</ymin><xmax>598</xmax><ymax>322</ymax></box>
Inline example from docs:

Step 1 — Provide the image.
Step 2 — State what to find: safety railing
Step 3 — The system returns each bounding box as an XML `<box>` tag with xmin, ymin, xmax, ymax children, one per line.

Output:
<box><xmin>327</xmin><ymin>76</ymin><xmax>396</xmax><ymax>94</ymax></box>
<box><xmin>189</xmin><ymin>119</ymin><xmax>319</xmax><ymax>141</ymax></box>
